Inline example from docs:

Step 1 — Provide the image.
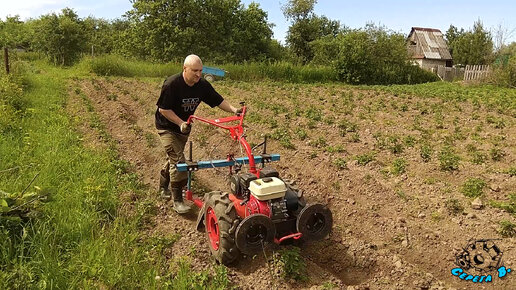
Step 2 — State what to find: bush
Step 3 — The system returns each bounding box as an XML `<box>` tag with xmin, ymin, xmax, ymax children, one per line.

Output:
<box><xmin>332</xmin><ymin>26</ymin><xmax>439</xmax><ymax>85</ymax></box>
<box><xmin>491</xmin><ymin>56</ymin><xmax>516</xmax><ymax>88</ymax></box>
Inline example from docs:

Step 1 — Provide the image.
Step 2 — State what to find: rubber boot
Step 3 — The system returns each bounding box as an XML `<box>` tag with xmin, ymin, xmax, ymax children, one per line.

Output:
<box><xmin>172</xmin><ymin>187</ymin><xmax>191</xmax><ymax>214</ymax></box>
<box><xmin>158</xmin><ymin>172</ymin><xmax>171</xmax><ymax>200</ymax></box>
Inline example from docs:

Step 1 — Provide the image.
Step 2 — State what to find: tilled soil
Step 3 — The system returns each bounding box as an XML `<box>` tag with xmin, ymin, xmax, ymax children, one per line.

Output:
<box><xmin>68</xmin><ymin>77</ymin><xmax>515</xmax><ymax>289</ymax></box>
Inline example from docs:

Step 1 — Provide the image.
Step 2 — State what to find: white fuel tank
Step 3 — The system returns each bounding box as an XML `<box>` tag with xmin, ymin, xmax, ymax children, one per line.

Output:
<box><xmin>249</xmin><ymin>177</ymin><xmax>287</xmax><ymax>201</ymax></box>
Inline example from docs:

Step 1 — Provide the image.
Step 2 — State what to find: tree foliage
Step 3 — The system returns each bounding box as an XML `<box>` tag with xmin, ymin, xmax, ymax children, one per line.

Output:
<box><xmin>447</xmin><ymin>20</ymin><xmax>493</xmax><ymax>65</ymax></box>
<box><xmin>283</xmin><ymin>0</ymin><xmax>340</xmax><ymax>64</ymax></box>
<box><xmin>31</xmin><ymin>8</ymin><xmax>87</xmax><ymax>65</ymax></box>
<box><xmin>321</xmin><ymin>25</ymin><xmax>438</xmax><ymax>85</ymax></box>
<box><xmin>122</xmin><ymin>0</ymin><xmax>275</xmax><ymax>62</ymax></box>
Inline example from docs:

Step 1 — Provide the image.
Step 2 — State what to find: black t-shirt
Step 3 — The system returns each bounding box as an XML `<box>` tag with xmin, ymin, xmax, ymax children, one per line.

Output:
<box><xmin>155</xmin><ymin>73</ymin><xmax>224</xmax><ymax>133</ymax></box>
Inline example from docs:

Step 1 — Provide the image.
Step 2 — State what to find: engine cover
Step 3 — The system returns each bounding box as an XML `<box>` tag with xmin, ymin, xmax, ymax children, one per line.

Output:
<box><xmin>249</xmin><ymin>177</ymin><xmax>286</xmax><ymax>201</ymax></box>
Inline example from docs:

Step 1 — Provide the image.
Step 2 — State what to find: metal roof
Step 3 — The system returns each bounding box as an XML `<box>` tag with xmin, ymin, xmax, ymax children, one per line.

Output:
<box><xmin>408</xmin><ymin>27</ymin><xmax>452</xmax><ymax>60</ymax></box>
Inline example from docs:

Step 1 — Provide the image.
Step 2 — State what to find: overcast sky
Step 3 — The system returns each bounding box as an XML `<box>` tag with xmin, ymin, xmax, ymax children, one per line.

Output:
<box><xmin>2</xmin><ymin>0</ymin><xmax>515</xmax><ymax>44</ymax></box>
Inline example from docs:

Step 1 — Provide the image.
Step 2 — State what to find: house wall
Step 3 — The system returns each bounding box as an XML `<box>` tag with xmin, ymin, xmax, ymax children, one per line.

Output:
<box><xmin>421</xmin><ymin>59</ymin><xmax>447</xmax><ymax>70</ymax></box>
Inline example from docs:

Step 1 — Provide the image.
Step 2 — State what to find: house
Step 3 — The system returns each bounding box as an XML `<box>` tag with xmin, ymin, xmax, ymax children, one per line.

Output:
<box><xmin>407</xmin><ymin>27</ymin><xmax>453</xmax><ymax>70</ymax></box>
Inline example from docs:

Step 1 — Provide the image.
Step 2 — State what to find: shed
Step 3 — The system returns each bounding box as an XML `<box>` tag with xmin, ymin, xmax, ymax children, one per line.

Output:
<box><xmin>407</xmin><ymin>27</ymin><xmax>453</xmax><ymax>70</ymax></box>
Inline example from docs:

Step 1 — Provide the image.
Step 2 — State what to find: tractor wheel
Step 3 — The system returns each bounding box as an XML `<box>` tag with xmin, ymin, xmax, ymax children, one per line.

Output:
<box><xmin>204</xmin><ymin>74</ymin><xmax>215</xmax><ymax>82</ymax></box>
<box><xmin>204</xmin><ymin>191</ymin><xmax>240</xmax><ymax>265</ymax></box>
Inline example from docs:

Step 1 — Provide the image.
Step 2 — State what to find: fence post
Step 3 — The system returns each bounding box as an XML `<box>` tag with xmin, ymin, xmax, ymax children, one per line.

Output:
<box><xmin>4</xmin><ymin>47</ymin><xmax>9</xmax><ymax>74</ymax></box>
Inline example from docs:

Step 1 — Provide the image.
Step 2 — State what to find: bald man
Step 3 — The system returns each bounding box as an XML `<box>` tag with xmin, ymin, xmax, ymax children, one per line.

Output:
<box><xmin>155</xmin><ymin>54</ymin><xmax>240</xmax><ymax>214</ymax></box>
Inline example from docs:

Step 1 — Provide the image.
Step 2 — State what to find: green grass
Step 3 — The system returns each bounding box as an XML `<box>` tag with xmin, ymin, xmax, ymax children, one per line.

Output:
<box><xmin>85</xmin><ymin>55</ymin><xmax>337</xmax><ymax>83</ymax></box>
<box><xmin>0</xmin><ymin>63</ymin><xmax>228</xmax><ymax>288</ymax></box>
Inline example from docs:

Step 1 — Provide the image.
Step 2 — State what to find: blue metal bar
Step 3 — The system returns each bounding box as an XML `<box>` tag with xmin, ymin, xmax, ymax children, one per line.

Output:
<box><xmin>176</xmin><ymin>154</ymin><xmax>280</xmax><ymax>172</ymax></box>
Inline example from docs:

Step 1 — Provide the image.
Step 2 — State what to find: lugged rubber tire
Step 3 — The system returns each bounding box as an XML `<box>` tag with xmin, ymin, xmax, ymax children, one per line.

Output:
<box><xmin>204</xmin><ymin>191</ymin><xmax>240</xmax><ymax>265</ymax></box>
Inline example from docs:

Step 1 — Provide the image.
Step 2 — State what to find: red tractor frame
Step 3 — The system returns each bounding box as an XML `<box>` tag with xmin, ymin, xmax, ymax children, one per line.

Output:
<box><xmin>177</xmin><ymin>104</ymin><xmax>333</xmax><ymax>265</ymax></box>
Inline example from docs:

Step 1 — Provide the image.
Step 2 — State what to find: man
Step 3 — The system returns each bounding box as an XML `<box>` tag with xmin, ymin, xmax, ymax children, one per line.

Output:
<box><xmin>155</xmin><ymin>54</ymin><xmax>241</xmax><ymax>214</ymax></box>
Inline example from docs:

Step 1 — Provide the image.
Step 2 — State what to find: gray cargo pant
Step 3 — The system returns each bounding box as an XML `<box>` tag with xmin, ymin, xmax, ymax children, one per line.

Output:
<box><xmin>158</xmin><ymin>129</ymin><xmax>189</xmax><ymax>187</ymax></box>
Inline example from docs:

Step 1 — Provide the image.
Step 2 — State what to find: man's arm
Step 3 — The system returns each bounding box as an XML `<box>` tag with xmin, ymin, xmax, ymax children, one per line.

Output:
<box><xmin>218</xmin><ymin>100</ymin><xmax>238</xmax><ymax>114</ymax></box>
<box><xmin>158</xmin><ymin>108</ymin><xmax>184</xmax><ymax>126</ymax></box>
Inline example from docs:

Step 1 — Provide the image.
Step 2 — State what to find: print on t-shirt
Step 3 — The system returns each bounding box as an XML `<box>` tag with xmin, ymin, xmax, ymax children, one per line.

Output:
<box><xmin>182</xmin><ymin>98</ymin><xmax>200</xmax><ymax>112</ymax></box>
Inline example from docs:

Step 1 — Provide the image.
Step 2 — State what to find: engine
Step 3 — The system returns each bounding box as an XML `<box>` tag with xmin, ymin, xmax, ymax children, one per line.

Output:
<box><xmin>229</xmin><ymin>166</ymin><xmax>301</xmax><ymax>221</ymax></box>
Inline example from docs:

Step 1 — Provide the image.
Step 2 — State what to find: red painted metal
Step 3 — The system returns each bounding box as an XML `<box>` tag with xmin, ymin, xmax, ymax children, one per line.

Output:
<box><xmin>246</xmin><ymin>195</ymin><xmax>271</xmax><ymax>217</ymax></box>
<box><xmin>185</xmin><ymin>190</ymin><xmax>204</xmax><ymax>208</ymax></box>
<box><xmin>206</xmin><ymin>206</ymin><xmax>220</xmax><ymax>250</ymax></box>
<box><xmin>274</xmin><ymin>233</ymin><xmax>303</xmax><ymax>244</ymax></box>
<box><xmin>187</xmin><ymin>107</ymin><xmax>258</xmax><ymax>176</ymax></box>
<box><xmin>229</xmin><ymin>194</ymin><xmax>247</xmax><ymax>219</ymax></box>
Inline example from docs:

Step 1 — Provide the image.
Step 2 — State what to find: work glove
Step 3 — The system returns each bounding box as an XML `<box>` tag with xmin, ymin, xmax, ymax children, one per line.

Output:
<box><xmin>235</xmin><ymin>107</ymin><xmax>243</xmax><ymax>115</ymax></box>
<box><xmin>180</xmin><ymin>122</ymin><xmax>191</xmax><ymax>134</ymax></box>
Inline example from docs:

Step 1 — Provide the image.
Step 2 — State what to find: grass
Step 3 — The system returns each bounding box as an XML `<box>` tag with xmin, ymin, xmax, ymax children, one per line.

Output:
<box><xmin>86</xmin><ymin>55</ymin><xmax>337</xmax><ymax>83</ymax></box>
<box><xmin>0</xmin><ymin>62</ymin><xmax>229</xmax><ymax>288</ymax></box>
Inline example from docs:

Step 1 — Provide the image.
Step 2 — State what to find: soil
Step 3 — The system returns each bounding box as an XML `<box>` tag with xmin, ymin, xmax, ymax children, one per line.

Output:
<box><xmin>67</xmin><ymin>76</ymin><xmax>515</xmax><ymax>289</ymax></box>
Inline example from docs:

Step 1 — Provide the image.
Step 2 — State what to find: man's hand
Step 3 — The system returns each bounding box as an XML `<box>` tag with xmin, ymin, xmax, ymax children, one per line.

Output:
<box><xmin>235</xmin><ymin>107</ymin><xmax>243</xmax><ymax>115</ymax></box>
<box><xmin>180</xmin><ymin>122</ymin><xmax>191</xmax><ymax>134</ymax></box>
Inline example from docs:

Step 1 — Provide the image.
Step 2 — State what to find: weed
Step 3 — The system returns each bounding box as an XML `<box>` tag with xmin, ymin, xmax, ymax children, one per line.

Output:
<box><xmin>326</xmin><ymin>144</ymin><xmax>346</xmax><ymax>153</ymax></box>
<box><xmin>391</xmin><ymin>158</ymin><xmax>407</xmax><ymax>175</ymax></box>
<box><xmin>489</xmin><ymin>193</ymin><xmax>516</xmax><ymax>214</ymax></box>
<box><xmin>333</xmin><ymin>158</ymin><xmax>347</xmax><ymax>170</ymax></box>
<box><xmin>106</xmin><ymin>94</ymin><xmax>118</xmax><ymax>101</ymax></box>
<box><xmin>275</xmin><ymin>247</ymin><xmax>308</xmax><ymax>282</ymax></box>
<box><xmin>309</xmin><ymin>151</ymin><xmax>318</xmax><ymax>159</ymax></box>
<box><xmin>403</xmin><ymin>135</ymin><xmax>417</xmax><ymax>147</ymax></box>
<box><xmin>305</xmin><ymin>107</ymin><xmax>322</xmax><ymax>121</ymax></box>
<box><xmin>354</xmin><ymin>152</ymin><xmax>376</xmax><ymax>166</ymax></box>
<box><xmin>387</xmin><ymin>136</ymin><xmax>404</xmax><ymax>154</ymax></box>
<box><xmin>445</xmin><ymin>199</ymin><xmax>464</xmax><ymax>215</ymax></box>
<box><xmin>338</xmin><ymin>120</ymin><xmax>358</xmax><ymax>133</ymax></box>
<box><xmin>349</xmin><ymin>132</ymin><xmax>360</xmax><ymax>143</ymax></box>
<box><xmin>506</xmin><ymin>167</ymin><xmax>516</xmax><ymax>177</ymax></box>
<box><xmin>400</xmin><ymin>103</ymin><xmax>408</xmax><ymax>112</ymax></box>
<box><xmin>490</xmin><ymin>147</ymin><xmax>505</xmax><ymax>161</ymax></box>
<box><xmin>307</xmin><ymin>119</ymin><xmax>317</xmax><ymax>129</ymax></box>
<box><xmin>295</xmin><ymin>128</ymin><xmax>308</xmax><ymax>140</ymax></box>
<box><xmin>431</xmin><ymin>212</ymin><xmax>442</xmax><ymax>221</ymax></box>
<box><xmin>470</xmin><ymin>151</ymin><xmax>487</xmax><ymax>165</ymax></box>
<box><xmin>144</xmin><ymin>132</ymin><xmax>157</xmax><ymax>148</ymax></box>
<box><xmin>269</xmin><ymin>128</ymin><xmax>295</xmax><ymax>149</ymax></box>
<box><xmin>396</xmin><ymin>190</ymin><xmax>409</xmax><ymax>201</ymax></box>
<box><xmin>309</xmin><ymin>136</ymin><xmax>327</xmax><ymax>148</ymax></box>
<box><xmin>331</xmin><ymin>181</ymin><xmax>341</xmax><ymax>190</ymax></box>
<box><xmin>420</xmin><ymin>144</ymin><xmax>432</xmax><ymax>162</ymax></box>
<box><xmin>322</xmin><ymin>281</ymin><xmax>337</xmax><ymax>289</ymax></box>
<box><xmin>438</xmin><ymin>146</ymin><xmax>460</xmax><ymax>171</ymax></box>
<box><xmin>461</xmin><ymin>178</ymin><xmax>486</xmax><ymax>198</ymax></box>
<box><xmin>498</xmin><ymin>220</ymin><xmax>515</xmax><ymax>238</ymax></box>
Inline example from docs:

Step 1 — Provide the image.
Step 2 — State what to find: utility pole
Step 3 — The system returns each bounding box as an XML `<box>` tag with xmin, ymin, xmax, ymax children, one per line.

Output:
<box><xmin>4</xmin><ymin>47</ymin><xmax>9</xmax><ymax>74</ymax></box>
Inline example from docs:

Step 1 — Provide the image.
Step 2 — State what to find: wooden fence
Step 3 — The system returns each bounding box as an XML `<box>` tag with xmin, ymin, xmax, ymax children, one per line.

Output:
<box><xmin>464</xmin><ymin>64</ymin><xmax>490</xmax><ymax>81</ymax></box>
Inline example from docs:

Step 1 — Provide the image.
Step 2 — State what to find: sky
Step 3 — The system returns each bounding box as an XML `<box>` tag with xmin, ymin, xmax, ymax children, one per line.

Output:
<box><xmin>1</xmin><ymin>0</ymin><xmax>515</xmax><ymax>44</ymax></box>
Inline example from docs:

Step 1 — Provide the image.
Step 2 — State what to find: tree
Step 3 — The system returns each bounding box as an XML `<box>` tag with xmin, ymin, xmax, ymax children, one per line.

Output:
<box><xmin>31</xmin><ymin>8</ymin><xmax>87</xmax><ymax>65</ymax></box>
<box><xmin>283</xmin><ymin>0</ymin><xmax>340</xmax><ymax>63</ymax></box>
<box><xmin>448</xmin><ymin>20</ymin><xmax>493</xmax><ymax>65</ymax></box>
<box><xmin>0</xmin><ymin>16</ymin><xmax>33</xmax><ymax>49</ymax></box>
<box><xmin>122</xmin><ymin>0</ymin><xmax>274</xmax><ymax>62</ymax></box>
<box><xmin>445</xmin><ymin>25</ymin><xmax>464</xmax><ymax>57</ymax></box>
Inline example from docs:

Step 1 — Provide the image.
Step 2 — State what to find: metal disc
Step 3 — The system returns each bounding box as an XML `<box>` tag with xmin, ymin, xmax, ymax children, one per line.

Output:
<box><xmin>235</xmin><ymin>214</ymin><xmax>275</xmax><ymax>254</ymax></box>
<box><xmin>296</xmin><ymin>203</ymin><xmax>333</xmax><ymax>241</ymax></box>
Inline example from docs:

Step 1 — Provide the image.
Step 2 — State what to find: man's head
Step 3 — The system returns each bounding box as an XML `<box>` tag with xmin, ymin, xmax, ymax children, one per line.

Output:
<box><xmin>183</xmin><ymin>54</ymin><xmax>203</xmax><ymax>86</ymax></box>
